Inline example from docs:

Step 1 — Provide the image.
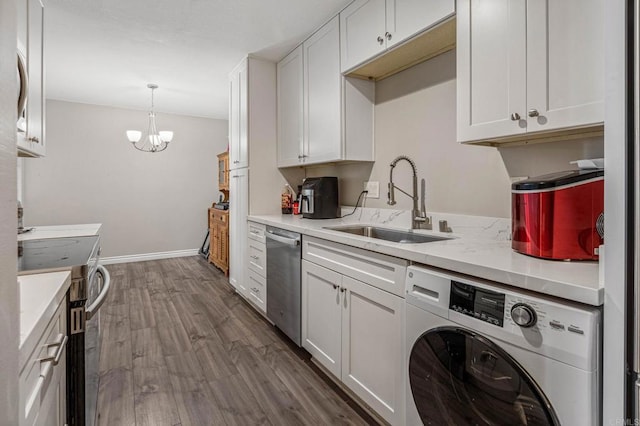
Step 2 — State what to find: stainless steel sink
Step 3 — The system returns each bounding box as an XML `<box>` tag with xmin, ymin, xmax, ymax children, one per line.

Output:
<box><xmin>324</xmin><ymin>225</ymin><xmax>452</xmax><ymax>244</ymax></box>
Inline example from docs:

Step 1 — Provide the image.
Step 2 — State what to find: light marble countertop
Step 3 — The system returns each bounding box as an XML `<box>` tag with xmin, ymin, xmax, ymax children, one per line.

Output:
<box><xmin>248</xmin><ymin>213</ymin><xmax>603</xmax><ymax>306</ymax></box>
<box><xmin>19</xmin><ymin>271</ymin><xmax>71</xmax><ymax>372</ymax></box>
<box><xmin>18</xmin><ymin>223</ymin><xmax>102</xmax><ymax>241</ymax></box>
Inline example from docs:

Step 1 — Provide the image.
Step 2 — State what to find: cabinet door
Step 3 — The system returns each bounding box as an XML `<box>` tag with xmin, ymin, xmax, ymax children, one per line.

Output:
<box><xmin>340</xmin><ymin>0</ymin><xmax>386</xmax><ymax>73</ymax></box>
<box><xmin>341</xmin><ymin>276</ymin><xmax>404</xmax><ymax>425</ymax></box>
<box><xmin>456</xmin><ymin>0</ymin><xmax>527</xmax><ymax>143</ymax></box>
<box><xmin>18</xmin><ymin>0</ymin><xmax>45</xmax><ymax>157</ymax></box>
<box><xmin>304</xmin><ymin>16</ymin><xmax>342</xmax><ymax>165</ymax></box>
<box><xmin>209</xmin><ymin>226</ymin><xmax>218</xmax><ymax>264</ymax></box>
<box><xmin>386</xmin><ymin>0</ymin><xmax>455</xmax><ymax>49</ymax></box>
<box><xmin>229</xmin><ymin>168</ymin><xmax>248</xmax><ymax>294</ymax></box>
<box><xmin>526</xmin><ymin>0</ymin><xmax>604</xmax><ymax>132</ymax></box>
<box><xmin>301</xmin><ymin>260</ymin><xmax>342</xmax><ymax>378</ymax></box>
<box><xmin>277</xmin><ymin>46</ymin><xmax>304</xmax><ymax>167</ymax></box>
<box><xmin>229</xmin><ymin>59</ymin><xmax>248</xmax><ymax>170</ymax></box>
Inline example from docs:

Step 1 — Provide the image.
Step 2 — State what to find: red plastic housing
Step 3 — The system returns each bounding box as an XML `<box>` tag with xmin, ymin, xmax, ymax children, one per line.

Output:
<box><xmin>512</xmin><ymin>178</ymin><xmax>604</xmax><ymax>260</ymax></box>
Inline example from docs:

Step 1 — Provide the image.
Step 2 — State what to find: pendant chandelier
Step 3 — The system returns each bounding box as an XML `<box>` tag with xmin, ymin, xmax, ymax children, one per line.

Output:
<box><xmin>126</xmin><ymin>83</ymin><xmax>173</xmax><ymax>153</ymax></box>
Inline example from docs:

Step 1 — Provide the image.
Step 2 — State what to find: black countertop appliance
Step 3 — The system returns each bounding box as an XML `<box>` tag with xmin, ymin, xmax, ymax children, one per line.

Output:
<box><xmin>301</xmin><ymin>177</ymin><xmax>339</xmax><ymax>219</ymax></box>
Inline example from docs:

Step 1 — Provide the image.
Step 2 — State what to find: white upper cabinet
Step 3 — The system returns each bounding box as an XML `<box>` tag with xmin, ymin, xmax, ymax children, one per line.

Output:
<box><xmin>304</xmin><ymin>16</ymin><xmax>342</xmax><ymax>165</ymax></box>
<box><xmin>277</xmin><ymin>16</ymin><xmax>374</xmax><ymax>168</ymax></box>
<box><xmin>17</xmin><ymin>0</ymin><xmax>45</xmax><ymax>157</ymax></box>
<box><xmin>276</xmin><ymin>46</ymin><xmax>304</xmax><ymax>167</ymax></box>
<box><xmin>340</xmin><ymin>0</ymin><xmax>386</xmax><ymax>73</ymax></box>
<box><xmin>229</xmin><ymin>58</ymin><xmax>249</xmax><ymax>170</ymax></box>
<box><xmin>341</xmin><ymin>0</ymin><xmax>455</xmax><ymax>73</ymax></box>
<box><xmin>386</xmin><ymin>0</ymin><xmax>456</xmax><ymax>49</ymax></box>
<box><xmin>526</xmin><ymin>0</ymin><xmax>604</xmax><ymax>133</ymax></box>
<box><xmin>457</xmin><ymin>0</ymin><xmax>604</xmax><ymax>144</ymax></box>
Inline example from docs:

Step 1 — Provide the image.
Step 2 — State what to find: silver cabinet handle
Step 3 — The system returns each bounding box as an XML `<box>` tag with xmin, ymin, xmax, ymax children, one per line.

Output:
<box><xmin>510</xmin><ymin>112</ymin><xmax>521</xmax><ymax>121</ymax></box>
<box><xmin>231</xmin><ymin>174</ymin><xmax>239</xmax><ymax>178</ymax></box>
<box><xmin>332</xmin><ymin>284</ymin><xmax>339</xmax><ymax>290</ymax></box>
<box><xmin>233</xmin><ymin>160</ymin><xmax>240</xmax><ymax>164</ymax></box>
<box><xmin>377</xmin><ymin>36</ymin><xmax>384</xmax><ymax>45</ymax></box>
<box><xmin>28</xmin><ymin>136</ymin><xmax>39</xmax><ymax>143</ymax></box>
<box><xmin>385</xmin><ymin>32</ymin><xmax>392</xmax><ymax>41</ymax></box>
<box><xmin>250</xmin><ymin>255</ymin><xmax>259</xmax><ymax>260</ymax></box>
<box><xmin>85</xmin><ymin>265</ymin><xmax>111</xmax><ymax>320</ymax></box>
<box><xmin>38</xmin><ymin>333</ymin><xmax>68</xmax><ymax>366</ymax></box>
<box><xmin>528</xmin><ymin>109</ymin><xmax>540</xmax><ymax>118</ymax></box>
<box><xmin>340</xmin><ymin>287</ymin><xmax>346</xmax><ymax>293</ymax></box>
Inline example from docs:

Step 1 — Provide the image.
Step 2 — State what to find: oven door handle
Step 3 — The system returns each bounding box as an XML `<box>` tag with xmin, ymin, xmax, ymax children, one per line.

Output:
<box><xmin>85</xmin><ymin>265</ymin><xmax>111</xmax><ymax>321</ymax></box>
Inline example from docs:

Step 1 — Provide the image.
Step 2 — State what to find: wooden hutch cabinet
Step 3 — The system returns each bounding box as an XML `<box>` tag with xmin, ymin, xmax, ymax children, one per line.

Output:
<box><xmin>208</xmin><ymin>151</ymin><xmax>230</xmax><ymax>275</ymax></box>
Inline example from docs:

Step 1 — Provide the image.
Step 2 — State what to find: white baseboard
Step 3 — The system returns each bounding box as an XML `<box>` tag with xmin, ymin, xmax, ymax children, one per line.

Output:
<box><xmin>100</xmin><ymin>249</ymin><xmax>200</xmax><ymax>265</ymax></box>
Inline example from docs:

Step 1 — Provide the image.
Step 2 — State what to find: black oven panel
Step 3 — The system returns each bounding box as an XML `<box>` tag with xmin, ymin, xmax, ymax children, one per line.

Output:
<box><xmin>449</xmin><ymin>280</ymin><xmax>505</xmax><ymax>327</ymax></box>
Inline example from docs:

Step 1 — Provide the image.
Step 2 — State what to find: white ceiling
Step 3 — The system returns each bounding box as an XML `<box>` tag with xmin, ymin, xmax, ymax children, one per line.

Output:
<box><xmin>45</xmin><ymin>0</ymin><xmax>352</xmax><ymax>119</ymax></box>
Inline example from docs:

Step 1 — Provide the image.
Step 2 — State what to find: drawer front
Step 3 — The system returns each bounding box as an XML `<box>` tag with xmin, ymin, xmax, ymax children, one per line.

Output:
<box><xmin>247</xmin><ymin>270</ymin><xmax>267</xmax><ymax>313</ymax></box>
<box><xmin>20</xmin><ymin>297</ymin><xmax>67</xmax><ymax>426</ymax></box>
<box><xmin>209</xmin><ymin>209</ymin><xmax>229</xmax><ymax>227</ymax></box>
<box><xmin>248</xmin><ymin>221</ymin><xmax>266</xmax><ymax>244</ymax></box>
<box><xmin>302</xmin><ymin>236</ymin><xmax>408</xmax><ymax>297</ymax></box>
<box><xmin>248</xmin><ymin>239</ymin><xmax>266</xmax><ymax>277</ymax></box>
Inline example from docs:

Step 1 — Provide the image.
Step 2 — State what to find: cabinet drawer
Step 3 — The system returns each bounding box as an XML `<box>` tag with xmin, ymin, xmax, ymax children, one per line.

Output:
<box><xmin>20</xmin><ymin>296</ymin><xmax>67</xmax><ymax>426</ymax></box>
<box><xmin>302</xmin><ymin>236</ymin><xmax>408</xmax><ymax>297</ymax></box>
<box><xmin>248</xmin><ymin>221</ymin><xmax>266</xmax><ymax>243</ymax></box>
<box><xmin>247</xmin><ymin>270</ymin><xmax>267</xmax><ymax>313</ymax></box>
<box><xmin>248</xmin><ymin>239</ymin><xmax>266</xmax><ymax>277</ymax></box>
<box><xmin>209</xmin><ymin>209</ymin><xmax>229</xmax><ymax>227</ymax></box>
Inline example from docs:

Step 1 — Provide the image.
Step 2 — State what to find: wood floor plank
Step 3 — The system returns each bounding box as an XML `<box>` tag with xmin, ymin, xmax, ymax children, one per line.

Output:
<box><xmin>231</xmin><ymin>344</ymin><xmax>315</xmax><ymax>426</ymax></box>
<box><xmin>101</xmin><ymin>303</ymin><xmax>131</xmax><ymax>344</ymax></box>
<box><xmin>208</xmin><ymin>374</ymin><xmax>271</xmax><ymax>426</ymax></box>
<box><xmin>193</xmin><ymin>332</ymin><xmax>238</xmax><ymax>382</ymax></box>
<box><xmin>97</xmin><ymin>367</ymin><xmax>135</xmax><ymax>426</ymax></box>
<box><xmin>129</xmin><ymin>288</ymin><xmax>156</xmax><ymax>330</ymax></box>
<box><xmin>131</xmin><ymin>328</ymin><xmax>165</xmax><ymax>369</ymax></box>
<box><xmin>165</xmin><ymin>351</ymin><xmax>226</xmax><ymax>425</ymax></box>
<box><xmin>157</xmin><ymin>324</ymin><xmax>192</xmax><ymax>357</ymax></box>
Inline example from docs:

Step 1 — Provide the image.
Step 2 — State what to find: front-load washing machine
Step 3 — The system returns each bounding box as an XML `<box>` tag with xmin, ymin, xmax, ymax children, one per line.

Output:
<box><xmin>405</xmin><ymin>266</ymin><xmax>601</xmax><ymax>425</ymax></box>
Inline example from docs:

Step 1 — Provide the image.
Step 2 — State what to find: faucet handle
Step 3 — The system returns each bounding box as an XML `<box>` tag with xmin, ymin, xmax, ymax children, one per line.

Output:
<box><xmin>439</xmin><ymin>220</ymin><xmax>453</xmax><ymax>233</ymax></box>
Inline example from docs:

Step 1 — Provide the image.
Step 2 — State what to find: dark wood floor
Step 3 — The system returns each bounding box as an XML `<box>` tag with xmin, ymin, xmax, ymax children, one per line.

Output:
<box><xmin>98</xmin><ymin>256</ymin><xmax>375</xmax><ymax>426</ymax></box>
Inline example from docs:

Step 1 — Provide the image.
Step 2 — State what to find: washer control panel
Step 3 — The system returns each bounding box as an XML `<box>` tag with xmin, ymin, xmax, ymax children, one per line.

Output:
<box><xmin>449</xmin><ymin>281</ymin><xmax>505</xmax><ymax>327</ymax></box>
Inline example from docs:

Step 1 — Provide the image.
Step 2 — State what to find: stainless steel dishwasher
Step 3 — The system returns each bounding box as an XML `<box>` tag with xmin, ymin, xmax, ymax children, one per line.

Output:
<box><xmin>266</xmin><ymin>226</ymin><xmax>302</xmax><ymax>346</ymax></box>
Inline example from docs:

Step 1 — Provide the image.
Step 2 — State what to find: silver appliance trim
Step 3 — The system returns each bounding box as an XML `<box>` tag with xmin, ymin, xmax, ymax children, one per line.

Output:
<box><xmin>85</xmin><ymin>265</ymin><xmax>111</xmax><ymax>321</ymax></box>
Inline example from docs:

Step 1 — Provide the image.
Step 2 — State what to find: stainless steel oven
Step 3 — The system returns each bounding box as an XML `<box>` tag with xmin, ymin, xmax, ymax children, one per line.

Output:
<box><xmin>18</xmin><ymin>235</ymin><xmax>110</xmax><ymax>426</ymax></box>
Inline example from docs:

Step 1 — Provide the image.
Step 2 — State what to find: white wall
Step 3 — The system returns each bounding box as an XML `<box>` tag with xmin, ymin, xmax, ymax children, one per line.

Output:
<box><xmin>0</xmin><ymin>0</ymin><xmax>19</xmax><ymax>422</ymax></box>
<box><xmin>303</xmin><ymin>50</ymin><xmax>604</xmax><ymax>218</ymax></box>
<box><xmin>23</xmin><ymin>100</ymin><xmax>228</xmax><ymax>257</ymax></box>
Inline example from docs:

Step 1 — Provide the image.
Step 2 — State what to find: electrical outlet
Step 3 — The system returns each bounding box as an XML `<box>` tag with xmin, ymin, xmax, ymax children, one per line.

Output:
<box><xmin>364</xmin><ymin>181</ymin><xmax>379</xmax><ymax>198</ymax></box>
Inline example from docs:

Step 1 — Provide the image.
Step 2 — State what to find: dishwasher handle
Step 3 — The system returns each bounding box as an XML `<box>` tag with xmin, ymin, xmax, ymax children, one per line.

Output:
<box><xmin>266</xmin><ymin>231</ymin><xmax>300</xmax><ymax>247</ymax></box>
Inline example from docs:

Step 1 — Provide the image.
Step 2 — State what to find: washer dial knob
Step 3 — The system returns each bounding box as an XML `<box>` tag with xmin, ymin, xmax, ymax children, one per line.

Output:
<box><xmin>511</xmin><ymin>303</ymin><xmax>537</xmax><ymax>328</ymax></box>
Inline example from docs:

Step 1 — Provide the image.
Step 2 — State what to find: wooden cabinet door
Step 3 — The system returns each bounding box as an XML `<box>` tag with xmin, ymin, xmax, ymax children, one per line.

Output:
<box><xmin>229</xmin><ymin>58</ymin><xmax>248</xmax><ymax>170</ymax></box>
<box><xmin>301</xmin><ymin>260</ymin><xmax>343</xmax><ymax>378</ymax></box>
<box><xmin>526</xmin><ymin>0</ymin><xmax>604</xmax><ymax>133</ymax></box>
<box><xmin>219</xmin><ymin>225</ymin><xmax>228</xmax><ymax>266</ymax></box>
<box><xmin>386</xmin><ymin>0</ymin><xmax>454</xmax><ymax>49</ymax></box>
<box><xmin>456</xmin><ymin>0</ymin><xmax>527</xmax><ymax>143</ymax></box>
<box><xmin>229</xmin><ymin>168</ymin><xmax>248</xmax><ymax>294</ymax></box>
<box><xmin>277</xmin><ymin>45</ymin><xmax>304</xmax><ymax>167</ymax></box>
<box><xmin>340</xmin><ymin>0</ymin><xmax>386</xmax><ymax>73</ymax></box>
<box><xmin>304</xmin><ymin>16</ymin><xmax>342</xmax><ymax>165</ymax></box>
<box><xmin>341</xmin><ymin>276</ymin><xmax>404</xmax><ymax>425</ymax></box>
<box><xmin>209</xmin><ymin>225</ymin><xmax>219</xmax><ymax>264</ymax></box>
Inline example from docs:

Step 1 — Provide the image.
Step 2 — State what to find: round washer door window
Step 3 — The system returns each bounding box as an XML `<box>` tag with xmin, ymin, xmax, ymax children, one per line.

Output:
<box><xmin>409</xmin><ymin>327</ymin><xmax>559</xmax><ymax>425</ymax></box>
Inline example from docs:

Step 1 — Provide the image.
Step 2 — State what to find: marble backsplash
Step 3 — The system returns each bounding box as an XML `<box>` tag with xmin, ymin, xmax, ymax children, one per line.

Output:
<box><xmin>338</xmin><ymin>207</ymin><xmax>512</xmax><ymax>241</ymax></box>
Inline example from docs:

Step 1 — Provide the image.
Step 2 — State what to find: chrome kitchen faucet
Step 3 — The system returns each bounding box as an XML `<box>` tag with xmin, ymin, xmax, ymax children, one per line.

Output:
<box><xmin>387</xmin><ymin>155</ymin><xmax>432</xmax><ymax>230</ymax></box>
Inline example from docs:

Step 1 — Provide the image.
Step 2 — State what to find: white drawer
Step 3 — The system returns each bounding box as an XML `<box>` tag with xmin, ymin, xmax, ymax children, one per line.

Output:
<box><xmin>20</xmin><ymin>296</ymin><xmax>67</xmax><ymax>426</ymax></box>
<box><xmin>247</xmin><ymin>270</ymin><xmax>267</xmax><ymax>313</ymax></box>
<box><xmin>248</xmin><ymin>239</ymin><xmax>267</xmax><ymax>277</ymax></box>
<box><xmin>302</xmin><ymin>236</ymin><xmax>408</xmax><ymax>297</ymax></box>
<box><xmin>248</xmin><ymin>221</ymin><xmax>266</xmax><ymax>244</ymax></box>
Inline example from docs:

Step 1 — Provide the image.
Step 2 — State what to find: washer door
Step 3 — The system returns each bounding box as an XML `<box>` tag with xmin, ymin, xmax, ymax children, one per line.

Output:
<box><xmin>409</xmin><ymin>326</ymin><xmax>560</xmax><ymax>425</ymax></box>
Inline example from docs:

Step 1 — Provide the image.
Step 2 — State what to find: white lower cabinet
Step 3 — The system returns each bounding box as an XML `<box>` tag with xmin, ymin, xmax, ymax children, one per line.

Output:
<box><xmin>301</xmin><ymin>259</ymin><xmax>404</xmax><ymax>425</ymax></box>
<box><xmin>20</xmin><ymin>295</ymin><xmax>67</xmax><ymax>426</ymax></box>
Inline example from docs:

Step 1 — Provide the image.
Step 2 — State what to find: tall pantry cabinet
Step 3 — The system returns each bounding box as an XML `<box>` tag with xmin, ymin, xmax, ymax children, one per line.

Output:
<box><xmin>228</xmin><ymin>57</ymin><xmax>282</xmax><ymax>297</ymax></box>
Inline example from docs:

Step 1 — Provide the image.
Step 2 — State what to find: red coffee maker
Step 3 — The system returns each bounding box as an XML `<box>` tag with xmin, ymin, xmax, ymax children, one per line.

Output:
<box><xmin>511</xmin><ymin>170</ymin><xmax>604</xmax><ymax>260</ymax></box>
